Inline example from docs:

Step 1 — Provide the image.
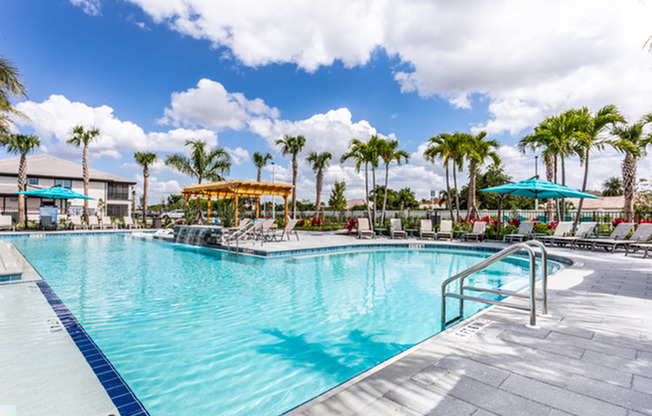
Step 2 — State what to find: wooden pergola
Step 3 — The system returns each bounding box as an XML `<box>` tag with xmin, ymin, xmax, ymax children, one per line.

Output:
<box><xmin>181</xmin><ymin>180</ymin><xmax>295</xmax><ymax>226</ymax></box>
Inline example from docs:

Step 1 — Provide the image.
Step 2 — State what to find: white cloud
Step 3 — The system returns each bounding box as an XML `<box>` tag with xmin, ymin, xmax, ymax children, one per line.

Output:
<box><xmin>69</xmin><ymin>0</ymin><xmax>101</xmax><ymax>16</ymax></box>
<box><xmin>160</xmin><ymin>78</ymin><xmax>280</xmax><ymax>131</ymax></box>
<box><xmin>134</xmin><ymin>174</ymin><xmax>182</xmax><ymax>205</ymax></box>
<box><xmin>127</xmin><ymin>0</ymin><xmax>652</xmax><ymax>137</ymax></box>
<box><xmin>15</xmin><ymin>95</ymin><xmax>218</xmax><ymax>160</ymax></box>
<box><xmin>226</xmin><ymin>147</ymin><xmax>250</xmax><ymax>165</ymax></box>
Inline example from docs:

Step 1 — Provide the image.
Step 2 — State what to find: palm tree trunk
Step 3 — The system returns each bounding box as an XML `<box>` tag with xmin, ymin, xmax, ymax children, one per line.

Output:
<box><xmin>143</xmin><ymin>166</ymin><xmax>149</xmax><ymax>221</ymax></box>
<box><xmin>381</xmin><ymin>163</ymin><xmax>389</xmax><ymax>224</ymax></box>
<box><xmin>292</xmin><ymin>155</ymin><xmax>298</xmax><ymax>219</ymax></box>
<box><xmin>257</xmin><ymin>168</ymin><xmax>261</xmax><ymax>183</ymax></box>
<box><xmin>371</xmin><ymin>166</ymin><xmax>377</xmax><ymax>225</ymax></box>
<box><xmin>453</xmin><ymin>162</ymin><xmax>461</xmax><ymax>221</ymax></box>
<box><xmin>554</xmin><ymin>156</ymin><xmax>560</xmax><ymax>220</ymax></box>
<box><xmin>18</xmin><ymin>155</ymin><xmax>26</xmax><ymax>226</ymax></box>
<box><xmin>466</xmin><ymin>161</ymin><xmax>477</xmax><ymax>221</ymax></box>
<box><xmin>315</xmin><ymin>169</ymin><xmax>323</xmax><ymax>218</ymax></box>
<box><xmin>545</xmin><ymin>154</ymin><xmax>554</xmax><ymax>221</ymax></box>
<box><xmin>445</xmin><ymin>163</ymin><xmax>454</xmax><ymax>222</ymax></box>
<box><xmin>83</xmin><ymin>144</ymin><xmax>89</xmax><ymax>222</ymax></box>
<box><xmin>364</xmin><ymin>162</ymin><xmax>371</xmax><ymax>222</ymax></box>
<box><xmin>572</xmin><ymin>153</ymin><xmax>590</xmax><ymax>231</ymax></box>
<box><xmin>560</xmin><ymin>155</ymin><xmax>566</xmax><ymax>221</ymax></box>
<box><xmin>622</xmin><ymin>153</ymin><xmax>636</xmax><ymax>222</ymax></box>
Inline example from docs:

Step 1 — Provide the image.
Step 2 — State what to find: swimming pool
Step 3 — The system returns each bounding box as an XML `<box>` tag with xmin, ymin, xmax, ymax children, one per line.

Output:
<box><xmin>12</xmin><ymin>235</ymin><xmax>559</xmax><ymax>415</ymax></box>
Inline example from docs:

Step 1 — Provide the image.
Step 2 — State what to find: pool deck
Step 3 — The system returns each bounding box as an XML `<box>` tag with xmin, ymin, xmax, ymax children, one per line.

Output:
<box><xmin>1</xmin><ymin>230</ymin><xmax>651</xmax><ymax>415</ymax></box>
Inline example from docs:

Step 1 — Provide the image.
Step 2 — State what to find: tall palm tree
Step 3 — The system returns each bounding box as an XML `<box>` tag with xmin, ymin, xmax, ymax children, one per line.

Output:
<box><xmin>602</xmin><ymin>177</ymin><xmax>623</xmax><ymax>196</ymax></box>
<box><xmin>571</xmin><ymin>105</ymin><xmax>625</xmax><ymax>229</ymax></box>
<box><xmin>379</xmin><ymin>139</ymin><xmax>409</xmax><ymax>223</ymax></box>
<box><xmin>275</xmin><ymin>134</ymin><xmax>306</xmax><ymax>218</ymax></box>
<box><xmin>0</xmin><ymin>56</ymin><xmax>28</xmax><ymax>137</ymax></box>
<box><xmin>341</xmin><ymin>138</ymin><xmax>373</xmax><ymax>221</ymax></box>
<box><xmin>252</xmin><ymin>152</ymin><xmax>273</xmax><ymax>182</ymax></box>
<box><xmin>134</xmin><ymin>152</ymin><xmax>158</xmax><ymax>221</ymax></box>
<box><xmin>306</xmin><ymin>152</ymin><xmax>332</xmax><ymax>219</ymax></box>
<box><xmin>165</xmin><ymin>139</ymin><xmax>231</xmax><ymax>184</ymax></box>
<box><xmin>366</xmin><ymin>135</ymin><xmax>382</xmax><ymax>224</ymax></box>
<box><xmin>0</xmin><ymin>134</ymin><xmax>40</xmax><ymax>225</ymax></box>
<box><xmin>612</xmin><ymin>115</ymin><xmax>652</xmax><ymax>222</ymax></box>
<box><xmin>67</xmin><ymin>125</ymin><xmax>100</xmax><ymax>221</ymax></box>
<box><xmin>463</xmin><ymin>131</ymin><xmax>500</xmax><ymax>220</ymax></box>
<box><xmin>423</xmin><ymin>133</ymin><xmax>456</xmax><ymax>221</ymax></box>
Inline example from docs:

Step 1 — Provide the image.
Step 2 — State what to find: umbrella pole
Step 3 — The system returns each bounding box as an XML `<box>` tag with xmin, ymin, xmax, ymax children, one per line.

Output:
<box><xmin>497</xmin><ymin>194</ymin><xmax>502</xmax><ymax>238</ymax></box>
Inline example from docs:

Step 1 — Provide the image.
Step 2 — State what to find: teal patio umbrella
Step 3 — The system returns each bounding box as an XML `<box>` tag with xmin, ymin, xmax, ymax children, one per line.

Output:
<box><xmin>480</xmin><ymin>177</ymin><xmax>600</xmax><ymax>200</ymax></box>
<box><xmin>17</xmin><ymin>186</ymin><xmax>95</xmax><ymax>200</ymax></box>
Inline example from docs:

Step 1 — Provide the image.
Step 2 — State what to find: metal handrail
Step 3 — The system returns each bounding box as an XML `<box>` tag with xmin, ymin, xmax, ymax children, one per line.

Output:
<box><xmin>441</xmin><ymin>241</ymin><xmax>548</xmax><ymax>330</ymax></box>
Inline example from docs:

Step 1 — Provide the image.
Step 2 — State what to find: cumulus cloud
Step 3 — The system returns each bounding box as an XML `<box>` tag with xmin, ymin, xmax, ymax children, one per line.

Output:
<box><xmin>226</xmin><ymin>147</ymin><xmax>250</xmax><ymax>165</ymax></box>
<box><xmin>160</xmin><ymin>78</ymin><xmax>280</xmax><ymax>131</ymax></box>
<box><xmin>15</xmin><ymin>95</ymin><xmax>218</xmax><ymax>159</ymax></box>
<box><xmin>134</xmin><ymin>174</ymin><xmax>182</xmax><ymax>205</ymax></box>
<box><xmin>69</xmin><ymin>0</ymin><xmax>101</xmax><ymax>16</ymax></box>
<box><xmin>126</xmin><ymin>0</ymin><xmax>652</xmax><ymax>137</ymax></box>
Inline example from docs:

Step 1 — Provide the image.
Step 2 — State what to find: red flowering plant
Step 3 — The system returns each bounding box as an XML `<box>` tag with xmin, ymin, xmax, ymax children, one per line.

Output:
<box><xmin>548</xmin><ymin>221</ymin><xmax>558</xmax><ymax>230</ymax></box>
<box><xmin>297</xmin><ymin>219</ymin><xmax>306</xmax><ymax>227</ymax></box>
<box><xmin>508</xmin><ymin>217</ymin><xmax>521</xmax><ymax>227</ymax></box>
<box><xmin>612</xmin><ymin>217</ymin><xmax>625</xmax><ymax>227</ymax></box>
<box><xmin>345</xmin><ymin>218</ymin><xmax>357</xmax><ymax>234</ymax></box>
<box><xmin>310</xmin><ymin>217</ymin><xmax>323</xmax><ymax>227</ymax></box>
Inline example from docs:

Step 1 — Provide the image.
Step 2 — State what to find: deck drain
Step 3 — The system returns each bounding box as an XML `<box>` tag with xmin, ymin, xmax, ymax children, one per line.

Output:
<box><xmin>45</xmin><ymin>318</ymin><xmax>63</xmax><ymax>332</ymax></box>
<box><xmin>454</xmin><ymin>318</ymin><xmax>492</xmax><ymax>338</ymax></box>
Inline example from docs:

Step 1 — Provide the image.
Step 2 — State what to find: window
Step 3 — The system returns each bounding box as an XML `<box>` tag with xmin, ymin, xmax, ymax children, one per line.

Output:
<box><xmin>54</xmin><ymin>179</ymin><xmax>72</xmax><ymax>189</ymax></box>
<box><xmin>107</xmin><ymin>204</ymin><xmax>128</xmax><ymax>217</ymax></box>
<box><xmin>27</xmin><ymin>177</ymin><xmax>38</xmax><ymax>186</ymax></box>
<box><xmin>107</xmin><ymin>183</ymin><xmax>130</xmax><ymax>200</ymax></box>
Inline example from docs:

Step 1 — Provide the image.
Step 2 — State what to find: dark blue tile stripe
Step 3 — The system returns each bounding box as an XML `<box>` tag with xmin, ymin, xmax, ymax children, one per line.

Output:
<box><xmin>36</xmin><ymin>280</ymin><xmax>149</xmax><ymax>416</ymax></box>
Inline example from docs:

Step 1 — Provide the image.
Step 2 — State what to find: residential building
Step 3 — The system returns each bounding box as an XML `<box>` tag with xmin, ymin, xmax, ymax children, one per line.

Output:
<box><xmin>0</xmin><ymin>154</ymin><xmax>136</xmax><ymax>217</ymax></box>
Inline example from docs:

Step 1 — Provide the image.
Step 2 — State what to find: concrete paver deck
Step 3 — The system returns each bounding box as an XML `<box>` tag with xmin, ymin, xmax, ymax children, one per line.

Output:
<box><xmin>285</xmin><ymin>238</ymin><xmax>652</xmax><ymax>416</ymax></box>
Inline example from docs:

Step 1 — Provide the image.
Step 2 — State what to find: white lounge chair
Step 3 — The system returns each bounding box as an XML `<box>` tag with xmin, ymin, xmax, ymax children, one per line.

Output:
<box><xmin>122</xmin><ymin>216</ymin><xmax>139</xmax><ymax>229</ymax></box>
<box><xmin>357</xmin><ymin>217</ymin><xmax>375</xmax><ymax>239</ymax></box>
<box><xmin>69</xmin><ymin>216</ymin><xmax>87</xmax><ymax>230</ymax></box>
<box><xmin>419</xmin><ymin>219</ymin><xmax>435</xmax><ymax>240</ymax></box>
<box><xmin>389</xmin><ymin>218</ymin><xmax>407</xmax><ymax>239</ymax></box>
<box><xmin>536</xmin><ymin>221</ymin><xmax>573</xmax><ymax>246</ymax></box>
<box><xmin>574</xmin><ymin>222</ymin><xmax>633</xmax><ymax>250</ymax></box>
<box><xmin>588</xmin><ymin>223</ymin><xmax>652</xmax><ymax>252</ymax></box>
<box><xmin>547</xmin><ymin>222</ymin><xmax>596</xmax><ymax>248</ymax></box>
<box><xmin>503</xmin><ymin>221</ymin><xmax>534</xmax><ymax>243</ymax></box>
<box><xmin>101</xmin><ymin>216</ymin><xmax>116</xmax><ymax>229</ymax></box>
<box><xmin>88</xmin><ymin>216</ymin><xmax>101</xmax><ymax>230</ymax></box>
<box><xmin>435</xmin><ymin>220</ymin><xmax>453</xmax><ymax>240</ymax></box>
<box><xmin>461</xmin><ymin>221</ymin><xmax>487</xmax><ymax>242</ymax></box>
<box><xmin>0</xmin><ymin>215</ymin><xmax>14</xmax><ymax>231</ymax></box>
<box><xmin>271</xmin><ymin>219</ymin><xmax>299</xmax><ymax>241</ymax></box>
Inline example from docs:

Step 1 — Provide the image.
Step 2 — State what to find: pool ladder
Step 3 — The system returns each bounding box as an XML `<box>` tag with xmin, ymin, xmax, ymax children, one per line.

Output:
<box><xmin>225</xmin><ymin>221</ymin><xmax>258</xmax><ymax>255</ymax></box>
<box><xmin>441</xmin><ymin>241</ymin><xmax>548</xmax><ymax>330</ymax></box>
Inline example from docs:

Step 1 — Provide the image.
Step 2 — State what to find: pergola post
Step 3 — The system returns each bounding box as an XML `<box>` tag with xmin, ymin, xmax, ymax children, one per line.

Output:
<box><xmin>234</xmin><ymin>193</ymin><xmax>239</xmax><ymax>227</ymax></box>
<box><xmin>283</xmin><ymin>195</ymin><xmax>289</xmax><ymax>226</ymax></box>
<box><xmin>255</xmin><ymin>197</ymin><xmax>260</xmax><ymax>219</ymax></box>
<box><xmin>207</xmin><ymin>197</ymin><xmax>211</xmax><ymax>223</ymax></box>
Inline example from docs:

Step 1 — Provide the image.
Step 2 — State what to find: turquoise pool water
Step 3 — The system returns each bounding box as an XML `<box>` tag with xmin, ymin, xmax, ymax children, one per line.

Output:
<box><xmin>12</xmin><ymin>235</ymin><xmax>558</xmax><ymax>415</ymax></box>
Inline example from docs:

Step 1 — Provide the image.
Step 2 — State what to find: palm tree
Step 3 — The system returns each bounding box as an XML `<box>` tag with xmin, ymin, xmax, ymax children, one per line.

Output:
<box><xmin>602</xmin><ymin>177</ymin><xmax>623</xmax><ymax>196</ymax></box>
<box><xmin>424</xmin><ymin>133</ymin><xmax>457</xmax><ymax>222</ymax></box>
<box><xmin>0</xmin><ymin>56</ymin><xmax>27</xmax><ymax>137</ymax></box>
<box><xmin>67</xmin><ymin>125</ymin><xmax>100</xmax><ymax>222</ymax></box>
<box><xmin>0</xmin><ymin>134</ymin><xmax>40</xmax><ymax>225</ymax></box>
<box><xmin>306</xmin><ymin>152</ymin><xmax>332</xmax><ymax>218</ymax></box>
<box><xmin>378</xmin><ymin>139</ymin><xmax>409</xmax><ymax>224</ymax></box>
<box><xmin>463</xmin><ymin>131</ymin><xmax>500</xmax><ymax>220</ymax></box>
<box><xmin>275</xmin><ymin>134</ymin><xmax>306</xmax><ymax>219</ymax></box>
<box><xmin>252</xmin><ymin>152</ymin><xmax>273</xmax><ymax>182</ymax></box>
<box><xmin>165</xmin><ymin>139</ymin><xmax>231</xmax><ymax>184</ymax></box>
<box><xmin>366</xmin><ymin>135</ymin><xmax>382</xmax><ymax>224</ymax></box>
<box><xmin>134</xmin><ymin>152</ymin><xmax>158</xmax><ymax>221</ymax></box>
<box><xmin>571</xmin><ymin>105</ymin><xmax>625</xmax><ymax>229</ymax></box>
<box><xmin>341</xmin><ymin>138</ymin><xmax>373</xmax><ymax>221</ymax></box>
<box><xmin>612</xmin><ymin>115</ymin><xmax>652</xmax><ymax>221</ymax></box>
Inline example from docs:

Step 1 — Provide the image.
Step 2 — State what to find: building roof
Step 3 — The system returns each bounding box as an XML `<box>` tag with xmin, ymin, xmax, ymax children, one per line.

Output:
<box><xmin>181</xmin><ymin>180</ymin><xmax>294</xmax><ymax>199</ymax></box>
<box><xmin>346</xmin><ymin>199</ymin><xmax>373</xmax><ymax>209</ymax></box>
<box><xmin>0</xmin><ymin>154</ymin><xmax>136</xmax><ymax>184</ymax></box>
<box><xmin>567</xmin><ymin>195</ymin><xmax>623</xmax><ymax>210</ymax></box>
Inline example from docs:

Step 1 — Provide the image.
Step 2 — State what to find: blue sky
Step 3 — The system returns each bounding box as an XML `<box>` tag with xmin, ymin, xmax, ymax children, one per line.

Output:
<box><xmin>2</xmin><ymin>0</ymin><xmax>652</xmax><ymax>205</ymax></box>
